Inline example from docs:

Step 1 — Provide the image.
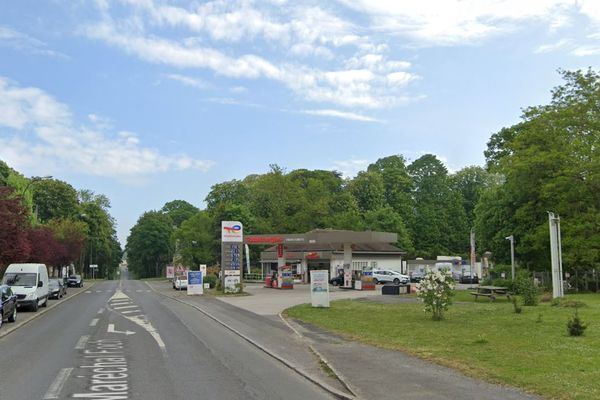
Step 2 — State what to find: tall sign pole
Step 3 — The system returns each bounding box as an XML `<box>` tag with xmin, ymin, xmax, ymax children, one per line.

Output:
<box><xmin>548</xmin><ymin>212</ymin><xmax>564</xmax><ymax>298</ymax></box>
<box><xmin>221</xmin><ymin>221</ymin><xmax>243</xmax><ymax>293</ymax></box>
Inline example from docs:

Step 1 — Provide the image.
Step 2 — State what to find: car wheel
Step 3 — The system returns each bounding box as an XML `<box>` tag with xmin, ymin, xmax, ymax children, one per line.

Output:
<box><xmin>8</xmin><ymin>307</ymin><xmax>16</xmax><ymax>323</ymax></box>
<box><xmin>32</xmin><ymin>301</ymin><xmax>38</xmax><ymax>312</ymax></box>
<box><xmin>41</xmin><ymin>298</ymin><xmax>47</xmax><ymax>308</ymax></box>
<box><xmin>393</xmin><ymin>278</ymin><xmax>400</xmax><ymax>284</ymax></box>
<box><xmin>332</xmin><ymin>281</ymin><xmax>338</xmax><ymax>286</ymax></box>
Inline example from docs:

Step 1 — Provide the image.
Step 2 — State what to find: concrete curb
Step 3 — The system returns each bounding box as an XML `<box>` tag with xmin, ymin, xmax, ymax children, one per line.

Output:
<box><xmin>145</xmin><ymin>282</ymin><xmax>356</xmax><ymax>400</ymax></box>
<box><xmin>0</xmin><ymin>281</ymin><xmax>98</xmax><ymax>339</ymax></box>
<box><xmin>278</xmin><ymin>312</ymin><xmax>361</xmax><ymax>399</ymax></box>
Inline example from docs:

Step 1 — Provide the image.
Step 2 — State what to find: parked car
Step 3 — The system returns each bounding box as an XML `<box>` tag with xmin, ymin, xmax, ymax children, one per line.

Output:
<box><xmin>48</xmin><ymin>278</ymin><xmax>67</xmax><ymax>299</ymax></box>
<box><xmin>174</xmin><ymin>276</ymin><xmax>187</xmax><ymax>290</ymax></box>
<box><xmin>410</xmin><ymin>271</ymin><xmax>425</xmax><ymax>283</ymax></box>
<box><xmin>329</xmin><ymin>274</ymin><xmax>344</xmax><ymax>286</ymax></box>
<box><xmin>2</xmin><ymin>263</ymin><xmax>49</xmax><ymax>312</ymax></box>
<box><xmin>459</xmin><ymin>273</ymin><xmax>479</xmax><ymax>284</ymax></box>
<box><xmin>372</xmin><ymin>270</ymin><xmax>409</xmax><ymax>284</ymax></box>
<box><xmin>0</xmin><ymin>285</ymin><xmax>18</xmax><ymax>328</ymax></box>
<box><xmin>67</xmin><ymin>274</ymin><xmax>83</xmax><ymax>288</ymax></box>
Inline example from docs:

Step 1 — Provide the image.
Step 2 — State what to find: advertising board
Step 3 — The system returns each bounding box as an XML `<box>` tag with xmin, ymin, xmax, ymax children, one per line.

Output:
<box><xmin>187</xmin><ymin>271</ymin><xmax>204</xmax><ymax>295</ymax></box>
<box><xmin>166</xmin><ymin>265</ymin><xmax>175</xmax><ymax>279</ymax></box>
<box><xmin>310</xmin><ymin>270</ymin><xmax>330</xmax><ymax>308</ymax></box>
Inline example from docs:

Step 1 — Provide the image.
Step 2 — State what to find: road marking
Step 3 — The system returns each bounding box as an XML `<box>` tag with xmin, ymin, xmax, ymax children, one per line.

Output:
<box><xmin>120</xmin><ymin>310</ymin><xmax>140</xmax><ymax>314</ymax></box>
<box><xmin>89</xmin><ymin>318</ymin><xmax>99</xmax><ymax>327</ymax></box>
<box><xmin>108</xmin><ymin>290</ymin><xmax>166</xmax><ymax>350</ymax></box>
<box><xmin>43</xmin><ymin>367</ymin><xmax>73</xmax><ymax>399</ymax></box>
<box><xmin>113</xmin><ymin>305</ymin><xmax>138</xmax><ymax>310</ymax></box>
<box><xmin>107</xmin><ymin>323</ymin><xmax>136</xmax><ymax>335</ymax></box>
<box><xmin>96</xmin><ymin>290</ymin><xmax>103</xmax><ymax>293</ymax></box>
<box><xmin>136</xmin><ymin>290</ymin><xmax>143</xmax><ymax>292</ymax></box>
<box><xmin>97</xmin><ymin>308</ymin><xmax>105</xmax><ymax>314</ymax></box>
<box><xmin>85</xmin><ymin>291</ymin><xmax>92</xmax><ymax>294</ymax></box>
<box><xmin>75</xmin><ymin>335</ymin><xmax>90</xmax><ymax>350</ymax></box>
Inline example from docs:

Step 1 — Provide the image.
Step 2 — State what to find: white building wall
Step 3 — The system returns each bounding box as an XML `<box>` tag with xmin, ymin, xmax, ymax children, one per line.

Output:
<box><xmin>330</xmin><ymin>254</ymin><xmax>402</xmax><ymax>276</ymax></box>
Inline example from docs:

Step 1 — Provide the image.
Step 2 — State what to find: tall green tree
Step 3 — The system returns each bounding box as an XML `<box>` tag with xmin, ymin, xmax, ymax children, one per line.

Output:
<box><xmin>161</xmin><ymin>200</ymin><xmax>199</xmax><ymax>228</ymax></box>
<box><xmin>478</xmin><ymin>68</ymin><xmax>600</xmax><ymax>271</ymax></box>
<box><xmin>174</xmin><ymin>211</ymin><xmax>215</xmax><ymax>268</ymax></box>
<box><xmin>347</xmin><ymin>171</ymin><xmax>385</xmax><ymax>213</ymax></box>
<box><xmin>126</xmin><ymin>211</ymin><xmax>174</xmax><ymax>278</ymax></box>
<box><xmin>409</xmin><ymin>154</ymin><xmax>468</xmax><ymax>258</ymax></box>
<box><xmin>32</xmin><ymin>179</ymin><xmax>79</xmax><ymax>222</ymax></box>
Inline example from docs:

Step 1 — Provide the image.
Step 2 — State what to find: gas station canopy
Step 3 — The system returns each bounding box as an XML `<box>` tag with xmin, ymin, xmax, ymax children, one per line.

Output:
<box><xmin>245</xmin><ymin>229</ymin><xmax>398</xmax><ymax>245</ymax></box>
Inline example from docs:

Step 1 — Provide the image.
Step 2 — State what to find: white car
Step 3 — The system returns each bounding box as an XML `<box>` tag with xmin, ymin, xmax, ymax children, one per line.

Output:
<box><xmin>173</xmin><ymin>276</ymin><xmax>188</xmax><ymax>290</ymax></box>
<box><xmin>372</xmin><ymin>270</ymin><xmax>409</xmax><ymax>285</ymax></box>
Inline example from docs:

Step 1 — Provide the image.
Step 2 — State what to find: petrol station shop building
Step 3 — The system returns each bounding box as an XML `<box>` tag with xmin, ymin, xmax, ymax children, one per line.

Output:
<box><xmin>248</xmin><ymin>229</ymin><xmax>405</xmax><ymax>283</ymax></box>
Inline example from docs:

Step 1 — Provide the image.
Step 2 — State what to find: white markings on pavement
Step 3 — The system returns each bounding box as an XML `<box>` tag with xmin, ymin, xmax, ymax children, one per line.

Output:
<box><xmin>43</xmin><ymin>367</ymin><xmax>73</xmax><ymax>399</ymax></box>
<box><xmin>108</xmin><ymin>290</ymin><xmax>166</xmax><ymax>350</ymax></box>
<box><xmin>85</xmin><ymin>291</ymin><xmax>92</xmax><ymax>294</ymax></box>
<box><xmin>75</xmin><ymin>335</ymin><xmax>90</xmax><ymax>350</ymax></box>
<box><xmin>73</xmin><ymin>339</ymin><xmax>129</xmax><ymax>399</ymax></box>
<box><xmin>98</xmin><ymin>308</ymin><xmax>105</xmax><ymax>314</ymax></box>
<box><xmin>107</xmin><ymin>324</ymin><xmax>136</xmax><ymax>335</ymax></box>
<box><xmin>112</xmin><ymin>305</ymin><xmax>138</xmax><ymax>310</ymax></box>
<box><xmin>96</xmin><ymin>290</ymin><xmax>103</xmax><ymax>293</ymax></box>
<box><xmin>90</xmin><ymin>318</ymin><xmax>99</xmax><ymax>327</ymax></box>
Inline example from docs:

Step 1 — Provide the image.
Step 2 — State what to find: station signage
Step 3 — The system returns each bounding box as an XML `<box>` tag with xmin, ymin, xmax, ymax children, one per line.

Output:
<box><xmin>166</xmin><ymin>265</ymin><xmax>175</xmax><ymax>279</ymax></box>
<box><xmin>221</xmin><ymin>221</ymin><xmax>243</xmax><ymax>293</ymax></box>
<box><xmin>222</xmin><ymin>221</ymin><xmax>243</xmax><ymax>243</ymax></box>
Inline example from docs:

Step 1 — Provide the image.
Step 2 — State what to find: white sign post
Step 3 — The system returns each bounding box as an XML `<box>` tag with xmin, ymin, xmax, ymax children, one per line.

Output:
<box><xmin>548</xmin><ymin>212</ymin><xmax>564</xmax><ymax>298</ymax></box>
<box><xmin>310</xmin><ymin>270</ymin><xmax>330</xmax><ymax>308</ymax></box>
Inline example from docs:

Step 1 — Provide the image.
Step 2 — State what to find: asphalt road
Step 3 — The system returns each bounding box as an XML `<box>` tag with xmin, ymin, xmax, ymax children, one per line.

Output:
<box><xmin>0</xmin><ymin>271</ymin><xmax>332</xmax><ymax>400</ymax></box>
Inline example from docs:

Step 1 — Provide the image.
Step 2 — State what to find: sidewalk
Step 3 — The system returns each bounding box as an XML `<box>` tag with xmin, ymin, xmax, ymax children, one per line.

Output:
<box><xmin>149</xmin><ymin>281</ymin><xmax>539</xmax><ymax>400</ymax></box>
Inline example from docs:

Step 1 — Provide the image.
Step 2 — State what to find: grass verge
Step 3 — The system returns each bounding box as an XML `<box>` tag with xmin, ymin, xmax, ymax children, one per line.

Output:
<box><xmin>285</xmin><ymin>293</ymin><xmax>599</xmax><ymax>400</ymax></box>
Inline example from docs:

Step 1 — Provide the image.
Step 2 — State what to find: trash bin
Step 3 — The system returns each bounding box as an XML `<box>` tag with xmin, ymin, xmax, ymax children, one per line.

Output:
<box><xmin>382</xmin><ymin>284</ymin><xmax>400</xmax><ymax>295</ymax></box>
<box><xmin>264</xmin><ymin>276</ymin><xmax>272</xmax><ymax>288</ymax></box>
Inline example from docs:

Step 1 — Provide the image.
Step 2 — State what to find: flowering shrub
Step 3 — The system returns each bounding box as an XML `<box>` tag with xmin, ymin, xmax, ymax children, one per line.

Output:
<box><xmin>416</xmin><ymin>269</ymin><xmax>455</xmax><ymax>320</ymax></box>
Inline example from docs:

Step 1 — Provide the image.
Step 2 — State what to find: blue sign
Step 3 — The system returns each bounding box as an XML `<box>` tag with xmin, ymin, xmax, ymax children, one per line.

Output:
<box><xmin>188</xmin><ymin>271</ymin><xmax>203</xmax><ymax>285</ymax></box>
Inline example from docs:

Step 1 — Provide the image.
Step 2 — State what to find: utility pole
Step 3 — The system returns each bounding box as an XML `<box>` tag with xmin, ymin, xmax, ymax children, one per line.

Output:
<box><xmin>505</xmin><ymin>235</ymin><xmax>515</xmax><ymax>280</ymax></box>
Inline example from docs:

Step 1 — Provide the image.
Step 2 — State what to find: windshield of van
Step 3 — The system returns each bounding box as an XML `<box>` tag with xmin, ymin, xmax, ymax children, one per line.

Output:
<box><xmin>2</xmin><ymin>273</ymin><xmax>37</xmax><ymax>287</ymax></box>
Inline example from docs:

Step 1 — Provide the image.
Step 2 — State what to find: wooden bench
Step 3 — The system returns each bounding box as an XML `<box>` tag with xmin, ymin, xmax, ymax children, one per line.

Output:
<box><xmin>470</xmin><ymin>292</ymin><xmax>495</xmax><ymax>301</ymax></box>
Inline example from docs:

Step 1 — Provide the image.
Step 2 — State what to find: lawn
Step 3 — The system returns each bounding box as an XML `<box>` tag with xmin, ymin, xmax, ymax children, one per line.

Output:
<box><xmin>285</xmin><ymin>292</ymin><xmax>599</xmax><ymax>400</ymax></box>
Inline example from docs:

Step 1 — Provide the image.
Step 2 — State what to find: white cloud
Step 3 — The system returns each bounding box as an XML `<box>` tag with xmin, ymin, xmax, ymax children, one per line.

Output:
<box><xmin>164</xmin><ymin>73</ymin><xmax>210</xmax><ymax>89</ymax></box>
<box><xmin>332</xmin><ymin>159</ymin><xmax>370</xmax><ymax>178</ymax></box>
<box><xmin>534</xmin><ymin>38</ymin><xmax>572</xmax><ymax>53</ymax></box>
<box><xmin>85</xmin><ymin>19</ymin><xmax>418</xmax><ymax>108</ymax></box>
<box><xmin>0</xmin><ymin>77</ymin><xmax>213</xmax><ymax>178</ymax></box>
<box><xmin>303</xmin><ymin>109</ymin><xmax>381</xmax><ymax>123</ymax></box>
<box><xmin>0</xmin><ymin>26</ymin><xmax>67</xmax><ymax>58</ymax></box>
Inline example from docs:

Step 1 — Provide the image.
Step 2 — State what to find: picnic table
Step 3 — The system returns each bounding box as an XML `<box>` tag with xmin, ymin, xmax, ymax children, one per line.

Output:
<box><xmin>470</xmin><ymin>286</ymin><xmax>511</xmax><ymax>302</ymax></box>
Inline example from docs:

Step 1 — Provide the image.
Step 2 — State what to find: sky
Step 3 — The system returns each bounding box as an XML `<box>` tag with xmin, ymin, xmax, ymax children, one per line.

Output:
<box><xmin>1</xmin><ymin>0</ymin><xmax>600</xmax><ymax>245</ymax></box>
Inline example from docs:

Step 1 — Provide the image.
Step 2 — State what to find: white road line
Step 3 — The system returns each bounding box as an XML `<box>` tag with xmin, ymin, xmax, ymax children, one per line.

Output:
<box><xmin>113</xmin><ymin>305</ymin><xmax>138</xmax><ymax>310</ymax></box>
<box><xmin>97</xmin><ymin>308</ymin><xmax>105</xmax><ymax>314</ymax></box>
<box><xmin>95</xmin><ymin>290</ymin><xmax>103</xmax><ymax>293</ymax></box>
<box><xmin>44</xmin><ymin>367</ymin><xmax>73</xmax><ymax>399</ymax></box>
<box><xmin>89</xmin><ymin>318</ymin><xmax>99</xmax><ymax>327</ymax></box>
<box><xmin>120</xmin><ymin>310</ymin><xmax>140</xmax><ymax>314</ymax></box>
<box><xmin>84</xmin><ymin>291</ymin><xmax>91</xmax><ymax>294</ymax></box>
<box><xmin>75</xmin><ymin>335</ymin><xmax>90</xmax><ymax>350</ymax></box>
<box><xmin>136</xmin><ymin>289</ymin><xmax>143</xmax><ymax>292</ymax></box>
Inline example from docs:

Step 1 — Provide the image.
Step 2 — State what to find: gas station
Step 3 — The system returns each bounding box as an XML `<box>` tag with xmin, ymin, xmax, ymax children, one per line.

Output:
<box><xmin>244</xmin><ymin>229</ymin><xmax>402</xmax><ymax>290</ymax></box>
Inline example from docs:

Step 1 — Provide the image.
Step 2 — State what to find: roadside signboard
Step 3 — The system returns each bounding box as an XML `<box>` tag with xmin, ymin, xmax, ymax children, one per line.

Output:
<box><xmin>166</xmin><ymin>265</ymin><xmax>175</xmax><ymax>279</ymax></box>
<box><xmin>90</xmin><ymin>264</ymin><xmax>98</xmax><ymax>269</ymax></box>
<box><xmin>187</xmin><ymin>271</ymin><xmax>203</xmax><ymax>295</ymax></box>
<box><xmin>310</xmin><ymin>270</ymin><xmax>330</xmax><ymax>308</ymax></box>
<box><xmin>221</xmin><ymin>221</ymin><xmax>243</xmax><ymax>293</ymax></box>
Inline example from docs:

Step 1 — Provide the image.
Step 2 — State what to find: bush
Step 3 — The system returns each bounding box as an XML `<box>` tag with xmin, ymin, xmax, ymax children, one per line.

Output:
<box><xmin>512</xmin><ymin>297</ymin><xmax>522</xmax><ymax>314</ymax></box>
<box><xmin>416</xmin><ymin>269</ymin><xmax>454</xmax><ymax>321</ymax></box>
<box><xmin>515</xmin><ymin>272</ymin><xmax>538</xmax><ymax>306</ymax></box>
<box><xmin>204</xmin><ymin>274</ymin><xmax>217</xmax><ymax>288</ymax></box>
<box><xmin>567</xmin><ymin>308</ymin><xmax>587</xmax><ymax>336</ymax></box>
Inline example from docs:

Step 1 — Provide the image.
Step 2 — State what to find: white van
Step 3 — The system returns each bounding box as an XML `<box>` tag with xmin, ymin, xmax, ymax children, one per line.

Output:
<box><xmin>2</xmin><ymin>263</ymin><xmax>49</xmax><ymax>312</ymax></box>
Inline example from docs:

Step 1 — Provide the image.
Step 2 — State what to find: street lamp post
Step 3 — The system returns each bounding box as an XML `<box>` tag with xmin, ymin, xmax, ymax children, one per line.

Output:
<box><xmin>505</xmin><ymin>235</ymin><xmax>515</xmax><ymax>280</ymax></box>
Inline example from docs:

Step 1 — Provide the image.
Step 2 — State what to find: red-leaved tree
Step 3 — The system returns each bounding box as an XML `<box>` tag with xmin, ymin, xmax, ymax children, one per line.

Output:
<box><xmin>0</xmin><ymin>187</ymin><xmax>31</xmax><ymax>274</ymax></box>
